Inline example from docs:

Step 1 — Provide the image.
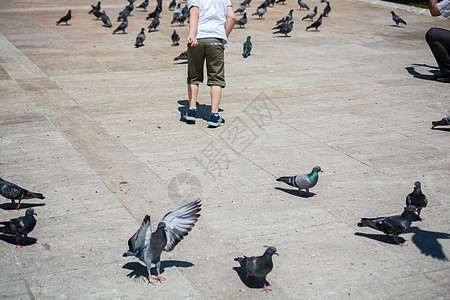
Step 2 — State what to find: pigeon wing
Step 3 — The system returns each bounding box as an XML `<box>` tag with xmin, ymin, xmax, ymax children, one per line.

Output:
<box><xmin>0</xmin><ymin>182</ymin><xmax>23</xmax><ymax>200</ymax></box>
<box><xmin>127</xmin><ymin>215</ymin><xmax>152</xmax><ymax>253</ymax></box>
<box><xmin>160</xmin><ymin>200</ymin><xmax>201</xmax><ymax>252</ymax></box>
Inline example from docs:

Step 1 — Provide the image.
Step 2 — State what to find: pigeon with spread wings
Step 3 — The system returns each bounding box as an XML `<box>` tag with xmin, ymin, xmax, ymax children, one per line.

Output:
<box><xmin>123</xmin><ymin>200</ymin><xmax>201</xmax><ymax>282</ymax></box>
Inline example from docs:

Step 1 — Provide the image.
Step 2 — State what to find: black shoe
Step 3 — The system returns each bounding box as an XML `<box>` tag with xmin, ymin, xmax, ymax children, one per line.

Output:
<box><xmin>434</xmin><ymin>73</ymin><xmax>450</xmax><ymax>83</ymax></box>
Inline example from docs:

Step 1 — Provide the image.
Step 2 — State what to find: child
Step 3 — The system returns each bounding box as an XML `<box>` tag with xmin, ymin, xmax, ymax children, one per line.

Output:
<box><xmin>185</xmin><ymin>0</ymin><xmax>236</xmax><ymax>126</ymax></box>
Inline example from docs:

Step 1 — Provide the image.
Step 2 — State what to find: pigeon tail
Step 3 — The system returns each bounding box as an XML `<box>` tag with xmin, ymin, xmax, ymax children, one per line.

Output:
<box><xmin>276</xmin><ymin>176</ymin><xmax>297</xmax><ymax>187</ymax></box>
<box><xmin>25</xmin><ymin>191</ymin><xmax>45</xmax><ymax>200</ymax></box>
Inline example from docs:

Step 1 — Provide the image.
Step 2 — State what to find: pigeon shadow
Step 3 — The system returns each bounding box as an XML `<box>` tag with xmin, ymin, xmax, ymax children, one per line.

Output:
<box><xmin>273</xmin><ymin>35</ymin><xmax>291</xmax><ymax>38</ymax></box>
<box><xmin>177</xmin><ymin>99</ymin><xmax>223</xmax><ymax>123</ymax></box>
<box><xmin>233</xmin><ymin>267</ymin><xmax>270</xmax><ymax>289</ymax></box>
<box><xmin>0</xmin><ymin>234</ymin><xmax>37</xmax><ymax>247</ymax></box>
<box><xmin>135</xmin><ymin>44</ymin><xmax>145</xmax><ymax>48</ymax></box>
<box><xmin>354</xmin><ymin>232</ymin><xmax>405</xmax><ymax>245</ymax></box>
<box><xmin>431</xmin><ymin>127</ymin><xmax>450</xmax><ymax>131</ymax></box>
<box><xmin>274</xmin><ymin>187</ymin><xmax>315</xmax><ymax>198</ymax></box>
<box><xmin>0</xmin><ymin>202</ymin><xmax>45</xmax><ymax>211</ymax></box>
<box><xmin>389</xmin><ymin>24</ymin><xmax>406</xmax><ymax>28</ymax></box>
<box><xmin>409</xmin><ymin>227</ymin><xmax>449</xmax><ymax>260</ymax></box>
<box><xmin>173</xmin><ymin>61</ymin><xmax>188</xmax><ymax>65</ymax></box>
<box><xmin>122</xmin><ymin>260</ymin><xmax>194</xmax><ymax>280</ymax></box>
<box><xmin>405</xmin><ymin>65</ymin><xmax>439</xmax><ymax>81</ymax></box>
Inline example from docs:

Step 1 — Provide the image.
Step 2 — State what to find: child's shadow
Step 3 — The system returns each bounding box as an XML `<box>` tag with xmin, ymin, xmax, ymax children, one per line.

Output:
<box><xmin>232</xmin><ymin>267</ymin><xmax>269</xmax><ymax>289</ymax></box>
<box><xmin>177</xmin><ymin>100</ymin><xmax>223</xmax><ymax>123</ymax></box>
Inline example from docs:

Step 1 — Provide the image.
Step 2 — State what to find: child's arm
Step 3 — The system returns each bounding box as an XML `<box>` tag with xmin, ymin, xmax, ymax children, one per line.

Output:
<box><xmin>225</xmin><ymin>6</ymin><xmax>236</xmax><ymax>38</ymax></box>
<box><xmin>188</xmin><ymin>6</ymin><xmax>199</xmax><ymax>46</ymax></box>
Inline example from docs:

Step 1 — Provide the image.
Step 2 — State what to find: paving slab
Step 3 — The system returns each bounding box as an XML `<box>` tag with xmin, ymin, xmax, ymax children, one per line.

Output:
<box><xmin>0</xmin><ymin>0</ymin><xmax>449</xmax><ymax>299</ymax></box>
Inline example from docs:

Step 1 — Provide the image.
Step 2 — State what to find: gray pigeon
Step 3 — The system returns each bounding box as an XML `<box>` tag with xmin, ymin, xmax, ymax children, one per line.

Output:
<box><xmin>91</xmin><ymin>7</ymin><xmax>103</xmax><ymax>19</ymax></box>
<box><xmin>0</xmin><ymin>208</ymin><xmax>37</xmax><ymax>248</ymax></box>
<box><xmin>241</xmin><ymin>0</ymin><xmax>252</xmax><ymax>6</ymax></box>
<box><xmin>137</xmin><ymin>0</ymin><xmax>149</xmax><ymax>11</ymax></box>
<box><xmin>148</xmin><ymin>13</ymin><xmax>160</xmax><ymax>32</ymax></box>
<box><xmin>323</xmin><ymin>1</ymin><xmax>331</xmax><ymax>17</ymax></box>
<box><xmin>0</xmin><ymin>177</ymin><xmax>45</xmax><ymax>210</ymax></box>
<box><xmin>243</xmin><ymin>36</ymin><xmax>252</xmax><ymax>58</ymax></box>
<box><xmin>252</xmin><ymin>6</ymin><xmax>267</xmax><ymax>18</ymax></box>
<box><xmin>101</xmin><ymin>11</ymin><xmax>112</xmax><ymax>27</ymax></box>
<box><xmin>234</xmin><ymin>247</ymin><xmax>278</xmax><ymax>292</ymax></box>
<box><xmin>276</xmin><ymin>9</ymin><xmax>294</xmax><ymax>24</ymax></box>
<box><xmin>135</xmin><ymin>28</ymin><xmax>146</xmax><ymax>47</ymax></box>
<box><xmin>305</xmin><ymin>13</ymin><xmax>322</xmax><ymax>31</ymax></box>
<box><xmin>273</xmin><ymin>20</ymin><xmax>294</xmax><ymax>36</ymax></box>
<box><xmin>56</xmin><ymin>10</ymin><xmax>72</xmax><ymax>25</ymax></box>
<box><xmin>123</xmin><ymin>200</ymin><xmax>201</xmax><ymax>282</ymax></box>
<box><xmin>431</xmin><ymin>115</ymin><xmax>450</xmax><ymax>128</ymax></box>
<box><xmin>171</xmin><ymin>30</ymin><xmax>180</xmax><ymax>46</ymax></box>
<box><xmin>357</xmin><ymin>205</ymin><xmax>418</xmax><ymax>246</ymax></box>
<box><xmin>302</xmin><ymin>6</ymin><xmax>317</xmax><ymax>20</ymax></box>
<box><xmin>298</xmin><ymin>0</ymin><xmax>310</xmax><ymax>10</ymax></box>
<box><xmin>89</xmin><ymin>1</ymin><xmax>101</xmax><ymax>13</ymax></box>
<box><xmin>276</xmin><ymin>166</ymin><xmax>322</xmax><ymax>195</ymax></box>
<box><xmin>391</xmin><ymin>11</ymin><xmax>406</xmax><ymax>26</ymax></box>
<box><xmin>235</xmin><ymin>4</ymin><xmax>246</xmax><ymax>14</ymax></box>
<box><xmin>118</xmin><ymin>7</ymin><xmax>130</xmax><ymax>21</ymax></box>
<box><xmin>406</xmin><ymin>181</ymin><xmax>427</xmax><ymax>221</ymax></box>
<box><xmin>172</xmin><ymin>3</ymin><xmax>182</xmax><ymax>22</ymax></box>
<box><xmin>174</xmin><ymin>50</ymin><xmax>188</xmax><ymax>61</ymax></box>
<box><xmin>169</xmin><ymin>0</ymin><xmax>177</xmax><ymax>11</ymax></box>
<box><xmin>113</xmin><ymin>16</ymin><xmax>128</xmax><ymax>34</ymax></box>
<box><xmin>236</xmin><ymin>12</ymin><xmax>248</xmax><ymax>28</ymax></box>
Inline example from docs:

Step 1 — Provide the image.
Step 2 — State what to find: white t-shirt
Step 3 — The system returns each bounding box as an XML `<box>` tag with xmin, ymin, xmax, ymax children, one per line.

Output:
<box><xmin>188</xmin><ymin>0</ymin><xmax>232</xmax><ymax>43</ymax></box>
<box><xmin>438</xmin><ymin>0</ymin><xmax>450</xmax><ymax>18</ymax></box>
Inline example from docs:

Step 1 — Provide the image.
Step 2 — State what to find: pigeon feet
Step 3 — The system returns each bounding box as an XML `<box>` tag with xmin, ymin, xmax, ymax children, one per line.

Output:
<box><xmin>397</xmin><ymin>243</ymin><xmax>407</xmax><ymax>247</ymax></box>
<box><xmin>16</xmin><ymin>244</ymin><xmax>23</xmax><ymax>248</ymax></box>
<box><xmin>149</xmin><ymin>272</ymin><xmax>165</xmax><ymax>283</ymax></box>
<box><xmin>261</xmin><ymin>284</ymin><xmax>272</xmax><ymax>293</ymax></box>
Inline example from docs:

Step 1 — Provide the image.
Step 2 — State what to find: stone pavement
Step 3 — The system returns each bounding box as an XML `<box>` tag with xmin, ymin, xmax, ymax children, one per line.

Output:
<box><xmin>0</xmin><ymin>0</ymin><xmax>449</xmax><ymax>298</ymax></box>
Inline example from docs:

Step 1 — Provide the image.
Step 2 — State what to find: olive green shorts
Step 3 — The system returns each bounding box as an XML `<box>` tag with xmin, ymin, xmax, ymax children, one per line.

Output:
<box><xmin>187</xmin><ymin>38</ymin><xmax>226</xmax><ymax>88</ymax></box>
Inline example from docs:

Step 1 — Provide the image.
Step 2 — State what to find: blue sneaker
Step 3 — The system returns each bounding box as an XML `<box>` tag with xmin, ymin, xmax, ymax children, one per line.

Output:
<box><xmin>184</xmin><ymin>109</ymin><xmax>197</xmax><ymax>122</ymax></box>
<box><xmin>207</xmin><ymin>113</ymin><xmax>225</xmax><ymax>127</ymax></box>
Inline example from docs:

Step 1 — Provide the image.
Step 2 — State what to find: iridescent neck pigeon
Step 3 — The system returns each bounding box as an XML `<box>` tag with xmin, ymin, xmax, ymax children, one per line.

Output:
<box><xmin>277</xmin><ymin>166</ymin><xmax>322</xmax><ymax>196</ymax></box>
<box><xmin>0</xmin><ymin>208</ymin><xmax>37</xmax><ymax>248</ymax></box>
<box><xmin>406</xmin><ymin>181</ymin><xmax>427</xmax><ymax>221</ymax></box>
<box><xmin>357</xmin><ymin>205</ymin><xmax>418</xmax><ymax>246</ymax></box>
<box><xmin>123</xmin><ymin>200</ymin><xmax>201</xmax><ymax>282</ymax></box>
<box><xmin>0</xmin><ymin>177</ymin><xmax>45</xmax><ymax>210</ymax></box>
<box><xmin>234</xmin><ymin>247</ymin><xmax>278</xmax><ymax>292</ymax></box>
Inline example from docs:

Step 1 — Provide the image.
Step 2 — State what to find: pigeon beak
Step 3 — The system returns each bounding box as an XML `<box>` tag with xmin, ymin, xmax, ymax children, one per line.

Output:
<box><xmin>275</xmin><ymin>252</ymin><xmax>279</xmax><ymax>256</ymax></box>
<box><xmin>33</xmin><ymin>212</ymin><xmax>37</xmax><ymax>216</ymax></box>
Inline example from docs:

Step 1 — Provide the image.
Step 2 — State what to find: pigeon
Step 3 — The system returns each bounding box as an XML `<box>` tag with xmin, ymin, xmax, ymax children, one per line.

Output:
<box><xmin>357</xmin><ymin>205</ymin><xmax>418</xmax><ymax>246</ymax></box>
<box><xmin>137</xmin><ymin>0</ymin><xmax>149</xmax><ymax>11</ymax></box>
<box><xmin>126</xmin><ymin>1</ymin><xmax>134</xmax><ymax>14</ymax></box>
<box><xmin>169</xmin><ymin>0</ymin><xmax>177</xmax><ymax>10</ymax></box>
<box><xmin>101</xmin><ymin>11</ymin><xmax>112</xmax><ymax>27</ymax></box>
<box><xmin>236</xmin><ymin>13</ymin><xmax>248</xmax><ymax>28</ymax></box>
<box><xmin>241</xmin><ymin>0</ymin><xmax>252</xmax><ymax>6</ymax></box>
<box><xmin>171</xmin><ymin>11</ymin><xmax>188</xmax><ymax>26</ymax></box>
<box><xmin>118</xmin><ymin>7</ymin><xmax>130</xmax><ymax>21</ymax></box>
<box><xmin>171</xmin><ymin>30</ymin><xmax>180</xmax><ymax>46</ymax></box>
<box><xmin>268</xmin><ymin>0</ymin><xmax>276</xmax><ymax>6</ymax></box>
<box><xmin>298</xmin><ymin>0</ymin><xmax>310</xmax><ymax>10</ymax></box>
<box><xmin>323</xmin><ymin>1</ymin><xmax>331</xmax><ymax>17</ymax></box>
<box><xmin>146</xmin><ymin>5</ymin><xmax>162</xmax><ymax>20</ymax></box>
<box><xmin>89</xmin><ymin>2</ymin><xmax>101</xmax><ymax>13</ymax></box>
<box><xmin>135</xmin><ymin>28</ymin><xmax>146</xmax><ymax>47</ymax></box>
<box><xmin>234</xmin><ymin>247</ymin><xmax>278</xmax><ymax>293</ymax></box>
<box><xmin>0</xmin><ymin>177</ymin><xmax>45</xmax><ymax>210</ymax></box>
<box><xmin>91</xmin><ymin>7</ymin><xmax>103</xmax><ymax>20</ymax></box>
<box><xmin>243</xmin><ymin>36</ymin><xmax>252</xmax><ymax>58</ymax></box>
<box><xmin>273</xmin><ymin>21</ymin><xmax>294</xmax><ymax>36</ymax></box>
<box><xmin>276</xmin><ymin>9</ymin><xmax>294</xmax><ymax>24</ymax></box>
<box><xmin>257</xmin><ymin>0</ymin><xmax>270</xmax><ymax>10</ymax></box>
<box><xmin>406</xmin><ymin>181</ymin><xmax>427</xmax><ymax>221</ymax></box>
<box><xmin>276</xmin><ymin>0</ymin><xmax>286</xmax><ymax>4</ymax></box>
<box><xmin>272</xmin><ymin>20</ymin><xmax>287</xmax><ymax>30</ymax></box>
<box><xmin>391</xmin><ymin>11</ymin><xmax>406</xmax><ymax>26</ymax></box>
<box><xmin>276</xmin><ymin>166</ymin><xmax>322</xmax><ymax>195</ymax></box>
<box><xmin>306</xmin><ymin>13</ymin><xmax>322</xmax><ymax>31</ymax></box>
<box><xmin>174</xmin><ymin>50</ymin><xmax>188</xmax><ymax>61</ymax></box>
<box><xmin>113</xmin><ymin>16</ymin><xmax>128</xmax><ymax>34</ymax></box>
<box><xmin>56</xmin><ymin>10</ymin><xmax>72</xmax><ymax>25</ymax></box>
<box><xmin>148</xmin><ymin>13</ymin><xmax>160</xmax><ymax>31</ymax></box>
<box><xmin>431</xmin><ymin>115</ymin><xmax>450</xmax><ymax>128</ymax></box>
<box><xmin>0</xmin><ymin>208</ymin><xmax>37</xmax><ymax>248</ymax></box>
<box><xmin>302</xmin><ymin>6</ymin><xmax>317</xmax><ymax>20</ymax></box>
<box><xmin>235</xmin><ymin>4</ymin><xmax>247</xmax><ymax>14</ymax></box>
<box><xmin>123</xmin><ymin>200</ymin><xmax>201</xmax><ymax>282</ymax></box>
<box><xmin>252</xmin><ymin>6</ymin><xmax>267</xmax><ymax>18</ymax></box>
<box><xmin>172</xmin><ymin>3</ymin><xmax>182</xmax><ymax>22</ymax></box>
<box><xmin>181</xmin><ymin>4</ymin><xmax>189</xmax><ymax>15</ymax></box>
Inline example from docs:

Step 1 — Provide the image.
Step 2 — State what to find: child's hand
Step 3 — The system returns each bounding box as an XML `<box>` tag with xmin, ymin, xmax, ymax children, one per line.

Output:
<box><xmin>187</xmin><ymin>35</ymin><xmax>198</xmax><ymax>47</ymax></box>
